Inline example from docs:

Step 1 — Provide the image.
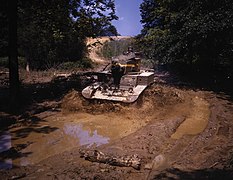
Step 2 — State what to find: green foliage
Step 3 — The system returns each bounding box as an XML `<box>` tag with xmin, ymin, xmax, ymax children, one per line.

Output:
<box><xmin>99</xmin><ymin>24</ymin><xmax>119</xmax><ymax>36</ymax></box>
<box><xmin>0</xmin><ymin>0</ymin><xmax>8</xmax><ymax>57</ymax></box>
<box><xmin>57</xmin><ymin>57</ymin><xmax>93</xmax><ymax>70</ymax></box>
<box><xmin>138</xmin><ymin>0</ymin><xmax>233</xmax><ymax>73</ymax></box>
<box><xmin>0</xmin><ymin>57</ymin><xmax>8</xmax><ymax>67</ymax></box>
<box><xmin>0</xmin><ymin>0</ymin><xmax>118</xmax><ymax>70</ymax></box>
<box><xmin>0</xmin><ymin>57</ymin><xmax>26</xmax><ymax>68</ymax></box>
<box><xmin>97</xmin><ymin>38</ymin><xmax>134</xmax><ymax>59</ymax></box>
<box><xmin>137</xmin><ymin>0</ymin><xmax>176</xmax><ymax>64</ymax></box>
<box><xmin>72</xmin><ymin>0</ymin><xmax>118</xmax><ymax>37</ymax></box>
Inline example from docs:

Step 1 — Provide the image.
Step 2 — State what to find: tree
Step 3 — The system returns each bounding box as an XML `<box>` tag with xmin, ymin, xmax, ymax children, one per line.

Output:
<box><xmin>71</xmin><ymin>0</ymin><xmax>118</xmax><ymax>37</ymax></box>
<box><xmin>138</xmin><ymin>0</ymin><xmax>176</xmax><ymax>62</ymax></box>
<box><xmin>167</xmin><ymin>0</ymin><xmax>233</xmax><ymax>70</ymax></box>
<box><xmin>0</xmin><ymin>0</ymin><xmax>8</xmax><ymax>57</ymax></box>
<box><xmin>8</xmin><ymin>0</ymin><xmax>20</xmax><ymax>105</ymax></box>
<box><xmin>17</xmin><ymin>0</ymin><xmax>118</xmax><ymax>70</ymax></box>
<box><xmin>138</xmin><ymin>0</ymin><xmax>233</xmax><ymax>75</ymax></box>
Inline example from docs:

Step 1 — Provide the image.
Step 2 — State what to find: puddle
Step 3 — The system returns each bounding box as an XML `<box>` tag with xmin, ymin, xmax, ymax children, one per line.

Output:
<box><xmin>0</xmin><ymin>123</ymin><xmax>109</xmax><ymax>169</ymax></box>
<box><xmin>0</xmin><ymin>159</ymin><xmax>12</xmax><ymax>170</ymax></box>
<box><xmin>64</xmin><ymin>124</ymin><xmax>109</xmax><ymax>147</ymax></box>
<box><xmin>0</xmin><ymin>109</ymin><xmax>149</xmax><ymax>169</ymax></box>
<box><xmin>0</xmin><ymin>131</ymin><xmax>13</xmax><ymax>169</ymax></box>
<box><xmin>0</xmin><ymin>131</ymin><xmax>11</xmax><ymax>153</ymax></box>
<box><xmin>171</xmin><ymin>96</ymin><xmax>210</xmax><ymax>139</ymax></box>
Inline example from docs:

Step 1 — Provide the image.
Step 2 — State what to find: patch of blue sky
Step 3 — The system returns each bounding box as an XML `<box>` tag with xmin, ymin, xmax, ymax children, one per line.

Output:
<box><xmin>112</xmin><ymin>0</ymin><xmax>143</xmax><ymax>36</ymax></box>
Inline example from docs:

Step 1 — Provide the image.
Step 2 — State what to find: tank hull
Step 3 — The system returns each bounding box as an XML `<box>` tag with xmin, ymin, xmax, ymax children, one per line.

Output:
<box><xmin>82</xmin><ymin>71</ymin><xmax>154</xmax><ymax>103</ymax></box>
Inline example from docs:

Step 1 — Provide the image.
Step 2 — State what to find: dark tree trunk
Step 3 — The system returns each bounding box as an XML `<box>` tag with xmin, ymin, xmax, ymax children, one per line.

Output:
<box><xmin>8</xmin><ymin>0</ymin><xmax>20</xmax><ymax>111</ymax></box>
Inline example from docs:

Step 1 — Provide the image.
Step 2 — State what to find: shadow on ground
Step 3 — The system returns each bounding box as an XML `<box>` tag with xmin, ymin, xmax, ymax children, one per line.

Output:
<box><xmin>0</xmin><ymin>113</ymin><xmax>59</xmax><ymax>168</ymax></box>
<box><xmin>153</xmin><ymin>168</ymin><xmax>233</xmax><ymax>179</ymax></box>
<box><xmin>0</xmin><ymin>72</ymin><xmax>92</xmax><ymax>166</ymax></box>
<box><xmin>154</xmin><ymin>65</ymin><xmax>233</xmax><ymax>102</ymax></box>
<box><xmin>0</xmin><ymin>72</ymin><xmax>94</xmax><ymax>129</ymax></box>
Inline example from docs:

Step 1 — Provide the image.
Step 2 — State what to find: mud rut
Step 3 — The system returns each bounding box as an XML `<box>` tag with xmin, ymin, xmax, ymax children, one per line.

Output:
<box><xmin>1</xmin><ymin>79</ymin><xmax>233</xmax><ymax>179</ymax></box>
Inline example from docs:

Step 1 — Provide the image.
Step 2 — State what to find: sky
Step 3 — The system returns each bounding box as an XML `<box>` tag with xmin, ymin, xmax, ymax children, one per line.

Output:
<box><xmin>112</xmin><ymin>0</ymin><xmax>143</xmax><ymax>36</ymax></box>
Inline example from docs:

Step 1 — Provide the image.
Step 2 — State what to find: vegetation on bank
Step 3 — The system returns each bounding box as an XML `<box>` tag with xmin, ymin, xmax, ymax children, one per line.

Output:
<box><xmin>136</xmin><ymin>0</ymin><xmax>233</xmax><ymax>88</ymax></box>
<box><xmin>96</xmin><ymin>38</ymin><xmax>155</xmax><ymax>68</ymax></box>
<box><xmin>97</xmin><ymin>38</ymin><xmax>134</xmax><ymax>59</ymax></box>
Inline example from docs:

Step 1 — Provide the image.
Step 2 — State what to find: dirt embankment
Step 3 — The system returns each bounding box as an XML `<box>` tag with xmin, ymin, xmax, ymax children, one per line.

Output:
<box><xmin>1</xmin><ymin>74</ymin><xmax>233</xmax><ymax>179</ymax></box>
<box><xmin>87</xmin><ymin>36</ymin><xmax>131</xmax><ymax>64</ymax></box>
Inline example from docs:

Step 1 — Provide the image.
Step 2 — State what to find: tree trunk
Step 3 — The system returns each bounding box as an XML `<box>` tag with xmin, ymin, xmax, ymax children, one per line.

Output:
<box><xmin>26</xmin><ymin>59</ymin><xmax>30</xmax><ymax>72</ymax></box>
<box><xmin>8</xmin><ymin>0</ymin><xmax>20</xmax><ymax>111</ymax></box>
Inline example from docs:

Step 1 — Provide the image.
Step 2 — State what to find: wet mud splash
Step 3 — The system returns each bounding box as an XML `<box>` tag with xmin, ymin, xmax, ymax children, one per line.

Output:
<box><xmin>171</xmin><ymin>96</ymin><xmax>210</xmax><ymax>139</ymax></box>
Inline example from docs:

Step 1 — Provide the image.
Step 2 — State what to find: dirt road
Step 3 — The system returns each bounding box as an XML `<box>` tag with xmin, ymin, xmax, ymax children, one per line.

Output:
<box><xmin>0</xmin><ymin>69</ymin><xmax>233</xmax><ymax>179</ymax></box>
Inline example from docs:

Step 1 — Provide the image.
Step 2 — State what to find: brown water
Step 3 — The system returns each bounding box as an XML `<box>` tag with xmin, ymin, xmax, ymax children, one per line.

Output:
<box><xmin>0</xmin><ymin>91</ymin><xmax>211</xmax><ymax>169</ymax></box>
<box><xmin>171</xmin><ymin>96</ymin><xmax>210</xmax><ymax>139</ymax></box>
<box><xmin>0</xmin><ymin>111</ymin><xmax>148</xmax><ymax>169</ymax></box>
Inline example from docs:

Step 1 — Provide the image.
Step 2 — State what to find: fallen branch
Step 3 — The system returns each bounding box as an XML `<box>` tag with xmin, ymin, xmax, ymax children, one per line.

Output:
<box><xmin>79</xmin><ymin>149</ymin><xmax>141</xmax><ymax>170</ymax></box>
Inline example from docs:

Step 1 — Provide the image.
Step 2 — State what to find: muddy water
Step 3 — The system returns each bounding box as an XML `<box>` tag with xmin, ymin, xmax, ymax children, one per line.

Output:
<box><xmin>171</xmin><ymin>96</ymin><xmax>210</xmax><ymax>139</ymax></box>
<box><xmin>0</xmin><ymin>131</ymin><xmax>12</xmax><ymax>169</ymax></box>
<box><xmin>0</xmin><ymin>111</ymin><xmax>148</xmax><ymax>169</ymax></box>
<box><xmin>0</xmin><ymin>89</ymin><xmax>211</xmax><ymax>169</ymax></box>
<box><xmin>63</xmin><ymin>123</ymin><xmax>109</xmax><ymax>147</ymax></box>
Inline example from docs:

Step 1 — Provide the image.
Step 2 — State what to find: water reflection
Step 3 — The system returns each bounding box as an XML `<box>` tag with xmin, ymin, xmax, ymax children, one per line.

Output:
<box><xmin>0</xmin><ymin>131</ymin><xmax>12</xmax><ymax>169</ymax></box>
<box><xmin>0</xmin><ymin>131</ymin><xmax>11</xmax><ymax>153</ymax></box>
<box><xmin>0</xmin><ymin>122</ymin><xmax>110</xmax><ymax>169</ymax></box>
<box><xmin>0</xmin><ymin>159</ymin><xmax>12</xmax><ymax>169</ymax></box>
<box><xmin>63</xmin><ymin>124</ymin><xmax>109</xmax><ymax>147</ymax></box>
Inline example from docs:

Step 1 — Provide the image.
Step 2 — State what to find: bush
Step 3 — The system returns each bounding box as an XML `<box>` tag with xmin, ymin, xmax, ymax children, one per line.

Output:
<box><xmin>0</xmin><ymin>57</ymin><xmax>8</xmax><ymax>67</ymax></box>
<box><xmin>0</xmin><ymin>56</ymin><xmax>26</xmax><ymax>68</ymax></box>
<box><xmin>57</xmin><ymin>58</ymin><xmax>93</xmax><ymax>70</ymax></box>
<box><xmin>97</xmin><ymin>38</ymin><xmax>134</xmax><ymax>59</ymax></box>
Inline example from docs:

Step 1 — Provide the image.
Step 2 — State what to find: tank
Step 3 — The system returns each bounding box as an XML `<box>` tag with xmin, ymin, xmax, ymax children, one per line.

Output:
<box><xmin>82</xmin><ymin>51</ymin><xmax>154</xmax><ymax>103</ymax></box>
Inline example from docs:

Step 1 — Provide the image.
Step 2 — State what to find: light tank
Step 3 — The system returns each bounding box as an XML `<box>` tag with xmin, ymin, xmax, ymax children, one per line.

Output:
<box><xmin>82</xmin><ymin>51</ymin><xmax>154</xmax><ymax>103</ymax></box>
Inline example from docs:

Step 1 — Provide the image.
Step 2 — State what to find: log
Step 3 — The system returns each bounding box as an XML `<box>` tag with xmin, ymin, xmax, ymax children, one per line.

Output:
<box><xmin>79</xmin><ymin>149</ymin><xmax>141</xmax><ymax>170</ymax></box>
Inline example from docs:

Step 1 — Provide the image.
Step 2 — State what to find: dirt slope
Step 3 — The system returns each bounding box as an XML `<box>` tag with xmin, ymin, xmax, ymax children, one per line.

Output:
<box><xmin>87</xmin><ymin>36</ymin><xmax>131</xmax><ymax>64</ymax></box>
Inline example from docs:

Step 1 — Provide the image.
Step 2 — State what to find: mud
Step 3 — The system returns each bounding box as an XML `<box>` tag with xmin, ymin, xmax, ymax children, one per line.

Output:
<box><xmin>171</xmin><ymin>96</ymin><xmax>210</xmax><ymax>139</ymax></box>
<box><xmin>1</xmin><ymin>71</ymin><xmax>233</xmax><ymax>179</ymax></box>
